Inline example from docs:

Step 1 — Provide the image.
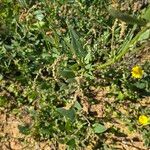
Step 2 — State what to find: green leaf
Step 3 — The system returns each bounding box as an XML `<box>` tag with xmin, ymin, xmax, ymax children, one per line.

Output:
<box><xmin>65</xmin><ymin>120</ymin><xmax>72</xmax><ymax>131</ymax></box>
<box><xmin>34</xmin><ymin>10</ymin><xmax>45</xmax><ymax>21</ymax></box>
<box><xmin>18</xmin><ymin>0</ymin><xmax>28</xmax><ymax>8</ymax></box>
<box><xmin>117</xmin><ymin>91</ymin><xmax>125</xmax><ymax>100</ymax></box>
<box><xmin>74</xmin><ymin>101</ymin><xmax>82</xmax><ymax>110</ymax></box>
<box><xmin>32</xmin><ymin>21</ymin><xmax>45</xmax><ymax>30</ymax></box>
<box><xmin>142</xmin><ymin>6</ymin><xmax>150</xmax><ymax>21</ymax></box>
<box><xmin>67</xmin><ymin>138</ymin><xmax>76</xmax><ymax>148</ymax></box>
<box><xmin>138</xmin><ymin>29</ymin><xmax>150</xmax><ymax>41</ymax></box>
<box><xmin>69</xmin><ymin>27</ymin><xmax>87</xmax><ymax>60</ymax></box>
<box><xmin>93</xmin><ymin>123</ymin><xmax>106</xmax><ymax>134</ymax></box>
<box><xmin>28</xmin><ymin>91</ymin><xmax>38</xmax><ymax>103</ymax></box>
<box><xmin>108</xmin><ymin>7</ymin><xmax>146</xmax><ymax>26</ymax></box>
<box><xmin>84</xmin><ymin>51</ymin><xmax>92</xmax><ymax>64</ymax></box>
<box><xmin>134</xmin><ymin>82</ymin><xmax>146</xmax><ymax>89</ymax></box>
<box><xmin>18</xmin><ymin>125</ymin><xmax>30</xmax><ymax>135</ymax></box>
<box><xmin>60</xmin><ymin>69</ymin><xmax>75</xmax><ymax>79</ymax></box>
<box><xmin>57</xmin><ymin>108</ymin><xmax>76</xmax><ymax>121</ymax></box>
<box><xmin>0</xmin><ymin>96</ymin><xmax>7</xmax><ymax>107</ymax></box>
<box><xmin>0</xmin><ymin>74</ymin><xmax>3</xmax><ymax>80</ymax></box>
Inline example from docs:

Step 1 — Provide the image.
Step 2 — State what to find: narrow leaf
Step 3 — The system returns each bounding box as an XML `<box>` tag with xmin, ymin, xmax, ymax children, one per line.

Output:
<box><xmin>108</xmin><ymin>7</ymin><xmax>146</xmax><ymax>26</ymax></box>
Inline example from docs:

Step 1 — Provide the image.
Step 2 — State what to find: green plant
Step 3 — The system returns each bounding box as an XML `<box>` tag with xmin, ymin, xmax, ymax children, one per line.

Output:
<box><xmin>0</xmin><ymin>1</ymin><xmax>150</xmax><ymax>149</ymax></box>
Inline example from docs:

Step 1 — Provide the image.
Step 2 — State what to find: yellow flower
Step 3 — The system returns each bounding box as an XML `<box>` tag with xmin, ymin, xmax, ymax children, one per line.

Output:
<box><xmin>131</xmin><ymin>66</ymin><xmax>144</xmax><ymax>79</ymax></box>
<box><xmin>138</xmin><ymin>115</ymin><xmax>149</xmax><ymax>125</ymax></box>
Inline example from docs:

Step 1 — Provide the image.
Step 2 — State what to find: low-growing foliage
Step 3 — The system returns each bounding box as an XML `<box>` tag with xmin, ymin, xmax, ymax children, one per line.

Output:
<box><xmin>0</xmin><ymin>0</ymin><xmax>150</xmax><ymax>149</ymax></box>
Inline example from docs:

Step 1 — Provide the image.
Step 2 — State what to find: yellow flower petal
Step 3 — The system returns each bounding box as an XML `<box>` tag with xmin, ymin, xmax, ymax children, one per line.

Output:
<box><xmin>131</xmin><ymin>66</ymin><xmax>143</xmax><ymax>79</ymax></box>
<box><xmin>138</xmin><ymin>115</ymin><xmax>149</xmax><ymax>125</ymax></box>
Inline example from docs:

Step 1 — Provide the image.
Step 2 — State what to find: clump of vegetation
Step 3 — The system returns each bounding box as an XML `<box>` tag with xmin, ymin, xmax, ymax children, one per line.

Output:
<box><xmin>0</xmin><ymin>0</ymin><xmax>150</xmax><ymax>149</ymax></box>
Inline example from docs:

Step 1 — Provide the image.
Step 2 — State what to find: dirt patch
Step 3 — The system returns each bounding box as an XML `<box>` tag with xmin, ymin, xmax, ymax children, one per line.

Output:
<box><xmin>0</xmin><ymin>110</ymin><xmax>57</xmax><ymax>150</ymax></box>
